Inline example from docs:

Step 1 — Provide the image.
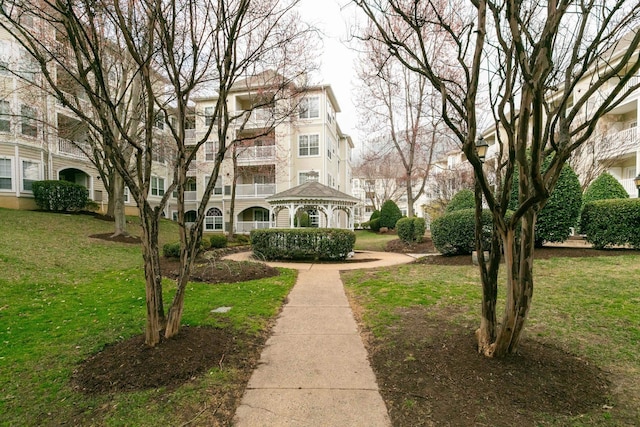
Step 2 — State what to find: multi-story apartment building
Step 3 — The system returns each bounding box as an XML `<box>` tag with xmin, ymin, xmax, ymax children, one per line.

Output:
<box><xmin>181</xmin><ymin>79</ymin><xmax>354</xmax><ymax>232</ymax></box>
<box><xmin>0</xmin><ymin>20</ymin><xmax>107</xmax><ymax>211</ymax></box>
<box><xmin>1</xmin><ymin>19</ymin><xmax>354</xmax><ymax>232</ymax></box>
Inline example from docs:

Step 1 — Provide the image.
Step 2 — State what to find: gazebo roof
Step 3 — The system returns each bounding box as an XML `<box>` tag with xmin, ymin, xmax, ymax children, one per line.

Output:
<box><xmin>265</xmin><ymin>181</ymin><xmax>359</xmax><ymax>205</ymax></box>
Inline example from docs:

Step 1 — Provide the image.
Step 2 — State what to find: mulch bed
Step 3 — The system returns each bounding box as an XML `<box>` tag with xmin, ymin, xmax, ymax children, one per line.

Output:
<box><xmin>73</xmin><ymin>233</ymin><xmax>639</xmax><ymax>425</ymax></box>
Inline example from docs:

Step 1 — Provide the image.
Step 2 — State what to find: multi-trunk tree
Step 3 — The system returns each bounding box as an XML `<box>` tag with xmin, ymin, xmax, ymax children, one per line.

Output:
<box><xmin>354</xmin><ymin>0</ymin><xmax>640</xmax><ymax>357</ymax></box>
<box><xmin>1</xmin><ymin>0</ymin><xmax>317</xmax><ymax>346</ymax></box>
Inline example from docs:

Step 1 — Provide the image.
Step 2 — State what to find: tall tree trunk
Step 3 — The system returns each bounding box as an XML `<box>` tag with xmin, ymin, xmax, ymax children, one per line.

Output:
<box><xmin>406</xmin><ymin>179</ymin><xmax>414</xmax><ymax>217</ymax></box>
<box><xmin>106</xmin><ymin>173</ymin><xmax>116</xmax><ymax>218</ymax></box>
<box><xmin>490</xmin><ymin>209</ymin><xmax>536</xmax><ymax>357</ymax></box>
<box><xmin>111</xmin><ymin>172</ymin><xmax>129</xmax><ymax>237</ymax></box>
<box><xmin>228</xmin><ymin>153</ymin><xmax>238</xmax><ymax>237</ymax></box>
<box><xmin>139</xmin><ymin>205</ymin><xmax>165</xmax><ymax>346</ymax></box>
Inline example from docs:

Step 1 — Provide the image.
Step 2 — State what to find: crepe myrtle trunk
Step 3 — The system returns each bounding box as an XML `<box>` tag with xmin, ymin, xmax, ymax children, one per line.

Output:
<box><xmin>139</xmin><ymin>203</ymin><xmax>166</xmax><ymax>346</ymax></box>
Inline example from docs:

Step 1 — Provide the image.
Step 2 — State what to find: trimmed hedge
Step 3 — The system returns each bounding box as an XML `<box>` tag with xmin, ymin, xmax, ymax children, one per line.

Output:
<box><xmin>209</xmin><ymin>234</ymin><xmax>228</xmax><ymax>248</ymax></box>
<box><xmin>431</xmin><ymin>208</ymin><xmax>493</xmax><ymax>256</ymax></box>
<box><xmin>32</xmin><ymin>180</ymin><xmax>88</xmax><ymax>212</ymax></box>
<box><xmin>163</xmin><ymin>242</ymin><xmax>181</xmax><ymax>258</ymax></box>
<box><xmin>583</xmin><ymin>172</ymin><xmax>629</xmax><ymax>205</ymax></box>
<box><xmin>250</xmin><ymin>228</ymin><xmax>356</xmax><ymax>261</ymax></box>
<box><xmin>380</xmin><ymin>200</ymin><xmax>403</xmax><ymax>229</ymax></box>
<box><xmin>580</xmin><ymin>199</ymin><xmax>640</xmax><ymax>249</ymax></box>
<box><xmin>445</xmin><ymin>189</ymin><xmax>475</xmax><ymax>213</ymax></box>
<box><xmin>397</xmin><ymin>217</ymin><xmax>426</xmax><ymax>244</ymax></box>
<box><xmin>509</xmin><ymin>161</ymin><xmax>582</xmax><ymax>246</ymax></box>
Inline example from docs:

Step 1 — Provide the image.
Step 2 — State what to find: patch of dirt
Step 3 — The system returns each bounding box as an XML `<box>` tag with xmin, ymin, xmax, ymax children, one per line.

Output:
<box><xmin>159</xmin><ymin>256</ymin><xmax>280</xmax><ymax>284</ymax></box>
<box><xmin>89</xmin><ymin>232</ymin><xmax>142</xmax><ymax>244</ymax></box>
<box><xmin>384</xmin><ymin>237</ymin><xmax>640</xmax><ymax>265</ymax></box>
<box><xmin>359</xmin><ymin>307</ymin><xmax>611</xmax><ymax>427</ymax></box>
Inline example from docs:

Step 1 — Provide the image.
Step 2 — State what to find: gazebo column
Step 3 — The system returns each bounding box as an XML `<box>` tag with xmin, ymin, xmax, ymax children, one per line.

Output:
<box><xmin>289</xmin><ymin>203</ymin><xmax>296</xmax><ymax>228</ymax></box>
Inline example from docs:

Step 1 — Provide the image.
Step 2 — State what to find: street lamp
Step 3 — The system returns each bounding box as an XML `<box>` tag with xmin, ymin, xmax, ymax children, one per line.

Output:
<box><xmin>475</xmin><ymin>135</ymin><xmax>489</xmax><ymax>163</ymax></box>
<box><xmin>634</xmin><ymin>173</ymin><xmax>640</xmax><ymax>198</ymax></box>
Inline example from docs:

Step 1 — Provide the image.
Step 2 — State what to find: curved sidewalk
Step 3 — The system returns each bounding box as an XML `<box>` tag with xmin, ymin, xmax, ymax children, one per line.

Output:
<box><xmin>229</xmin><ymin>251</ymin><xmax>415</xmax><ymax>426</ymax></box>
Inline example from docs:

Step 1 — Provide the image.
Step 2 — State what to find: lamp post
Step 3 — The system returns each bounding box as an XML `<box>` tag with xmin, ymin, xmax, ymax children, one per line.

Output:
<box><xmin>634</xmin><ymin>173</ymin><xmax>640</xmax><ymax>198</ymax></box>
<box><xmin>475</xmin><ymin>135</ymin><xmax>489</xmax><ymax>163</ymax></box>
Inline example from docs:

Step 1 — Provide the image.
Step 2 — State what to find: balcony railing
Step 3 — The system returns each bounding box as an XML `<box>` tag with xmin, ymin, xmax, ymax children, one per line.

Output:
<box><xmin>235</xmin><ymin>221</ymin><xmax>271</xmax><ymax>233</ymax></box>
<box><xmin>185</xmin><ymin>128</ymin><xmax>196</xmax><ymax>144</ymax></box>
<box><xmin>57</xmin><ymin>138</ymin><xmax>90</xmax><ymax>158</ymax></box>
<box><xmin>598</xmin><ymin>126</ymin><xmax>638</xmax><ymax>159</ymax></box>
<box><xmin>620</xmin><ymin>178</ymin><xmax>637</xmax><ymax>198</ymax></box>
<box><xmin>237</xmin><ymin>145</ymin><xmax>276</xmax><ymax>163</ymax></box>
<box><xmin>235</xmin><ymin>183</ymin><xmax>276</xmax><ymax>198</ymax></box>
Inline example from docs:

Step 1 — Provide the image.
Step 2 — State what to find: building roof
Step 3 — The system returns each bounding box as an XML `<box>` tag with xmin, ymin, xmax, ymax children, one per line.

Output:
<box><xmin>266</xmin><ymin>181</ymin><xmax>359</xmax><ymax>204</ymax></box>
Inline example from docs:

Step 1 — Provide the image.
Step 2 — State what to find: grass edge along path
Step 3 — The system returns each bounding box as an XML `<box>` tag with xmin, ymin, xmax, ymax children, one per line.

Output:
<box><xmin>342</xmin><ymin>255</ymin><xmax>640</xmax><ymax>426</ymax></box>
<box><xmin>0</xmin><ymin>209</ymin><xmax>296</xmax><ymax>426</ymax></box>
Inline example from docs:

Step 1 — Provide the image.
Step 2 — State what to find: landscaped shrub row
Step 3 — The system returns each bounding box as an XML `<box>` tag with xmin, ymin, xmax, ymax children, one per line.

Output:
<box><xmin>32</xmin><ymin>180</ymin><xmax>88</xmax><ymax>212</ymax></box>
<box><xmin>396</xmin><ymin>217</ymin><xmax>426</xmax><ymax>244</ymax></box>
<box><xmin>580</xmin><ymin>199</ymin><xmax>640</xmax><ymax>249</ymax></box>
<box><xmin>250</xmin><ymin>228</ymin><xmax>356</xmax><ymax>261</ymax></box>
<box><xmin>431</xmin><ymin>208</ymin><xmax>493</xmax><ymax>256</ymax></box>
<box><xmin>163</xmin><ymin>234</ymin><xmax>229</xmax><ymax>257</ymax></box>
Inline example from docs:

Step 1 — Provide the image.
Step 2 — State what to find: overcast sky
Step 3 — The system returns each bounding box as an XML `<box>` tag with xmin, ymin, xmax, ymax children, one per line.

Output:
<box><xmin>296</xmin><ymin>0</ymin><xmax>363</xmax><ymax>152</ymax></box>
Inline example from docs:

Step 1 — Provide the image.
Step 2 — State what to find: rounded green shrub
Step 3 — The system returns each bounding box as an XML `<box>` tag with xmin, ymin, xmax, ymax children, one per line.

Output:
<box><xmin>509</xmin><ymin>160</ymin><xmax>582</xmax><ymax>246</ymax></box>
<box><xmin>379</xmin><ymin>200</ymin><xmax>403</xmax><ymax>229</ymax></box>
<box><xmin>397</xmin><ymin>217</ymin><xmax>426</xmax><ymax>244</ymax></box>
<box><xmin>583</xmin><ymin>172</ymin><xmax>629</xmax><ymax>205</ymax></box>
<box><xmin>445</xmin><ymin>189</ymin><xmax>475</xmax><ymax>213</ymax></box>
<box><xmin>431</xmin><ymin>208</ymin><xmax>492</xmax><ymax>256</ymax></box>
<box><xmin>251</xmin><ymin>228</ymin><xmax>356</xmax><ymax>261</ymax></box>
<box><xmin>209</xmin><ymin>233</ymin><xmax>228</xmax><ymax>249</ymax></box>
<box><xmin>580</xmin><ymin>199</ymin><xmax>640</xmax><ymax>249</ymax></box>
<box><xmin>369</xmin><ymin>217</ymin><xmax>381</xmax><ymax>232</ymax></box>
<box><xmin>32</xmin><ymin>180</ymin><xmax>89</xmax><ymax>212</ymax></box>
<box><xmin>162</xmin><ymin>242</ymin><xmax>181</xmax><ymax>258</ymax></box>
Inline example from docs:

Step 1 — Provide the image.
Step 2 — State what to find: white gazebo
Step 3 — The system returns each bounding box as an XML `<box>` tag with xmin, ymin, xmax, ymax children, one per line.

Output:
<box><xmin>265</xmin><ymin>181</ymin><xmax>359</xmax><ymax>229</ymax></box>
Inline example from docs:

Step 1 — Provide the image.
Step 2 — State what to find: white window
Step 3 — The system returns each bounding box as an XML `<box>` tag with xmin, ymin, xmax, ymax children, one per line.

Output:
<box><xmin>21</xmin><ymin>160</ymin><xmax>39</xmax><ymax>191</ymax></box>
<box><xmin>0</xmin><ymin>100</ymin><xmax>10</xmax><ymax>132</ymax></box>
<box><xmin>151</xmin><ymin>176</ymin><xmax>165</xmax><ymax>196</ymax></box>
<box><xmin>21</xmin><ymin>105</ymin><xmax>37</xmax><ymax>137</ymax></box>
<box><xmin>327</xmin><ymin>136</ymin><xmax>333</xmax><ymax>159</ymax></box>
<box><xmin>204</xmin><ymin>106</ymin><xmax>214</xmax><ymax>126</ymax></box>
<box><xmin>0</xmin><ymin>158</ymin><xmax>12</xmax><ymax>190</ymax></box>
<box><xmin>299</xmin><ymin>96</ymin><xmax>319</xmax><ymax>119</ymax></box>
<box><xmin>298</xmin><ymin>134</ymin><xmax>319</xmax><ymax>157</ymax></box>
<box><xmin>299</xmin><ymin>171</ymin><xmax>319</xmax><ymax>185</ymax></box>
<box><xmin>206</xmin><ymin>175</ymin><xmax>223</xmax><ymax>195</ymax></box>
<box><xmin>124</xmin><ymin>186</ymin><xmax>130</xmax><ymax>203</ymax></box>
<box><xmin>254</xmin><ymin>209</ymin><xmax>269</xmax><ymax>222</ymax></box>
<box><xmin>154</xmin><ymin>111</ymin><xmax>164</xmax><ymax>130</ymax></box>
<box><xmin>205</xmin><ymin>141</ymin><xmax>216</xmax><ymax>161</ymax></box>
<box><xmin>205</xmin><ymin>207</ymin><xmax>223</xmax><ymax>231</ymax></box>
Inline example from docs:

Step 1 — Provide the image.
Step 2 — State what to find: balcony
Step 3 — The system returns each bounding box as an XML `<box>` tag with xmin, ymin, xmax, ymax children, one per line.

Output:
<box><xmin>242</xmin><ymin>108</ymin><xmax>274</xmax><ymax>128</ymax></box>
<box><xmin>237</xmin><ymin>145</ymin><xmax>275</xmax><ymax>164</ymax></box>
<box><xmin>57</xmin><ymin>138</ymin><xmax>90</xmax><ymax>159</ymax></box>
<box><xmin>235</xmin><ymin>183</ymin><xmax>276</xmax><ymax>198</ymax></box>
<box><xmin>235</xmin><ymin>221</ymin><xmax>271</xmax><ymax>233</ymax></box>
<box><xmin>185</xmin><ymin>128</ymin><xmax>196</xmax><ymax>145</ymax></box>
<box><xmin>620</xmin><ymin>178</ymin><xmax>637</xmax><ymax>198</ymax></box>
<box><xmin>598</xmin><ymin>127</ymin><xmax>638</xmax><ymax>159</ymax></box>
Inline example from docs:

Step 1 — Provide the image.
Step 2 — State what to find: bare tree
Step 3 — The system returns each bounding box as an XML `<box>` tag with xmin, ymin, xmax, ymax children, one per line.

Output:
<box><xmin>1</xmin><ymin>0</ymin><xmax>317</xmax><ymax>346</ymax></box>
<box><xmin>355</xmin><ymin>20</ymin><xmax>453</xmax><ymax>217</ymax></box>
<box><xmin>353</xmin><ymin>149</ymin><xmax>405</xmax><ymax>211</ymax></box>
<box><xmin>354</xmin><ymin>0</ymin><xmax>640</xmax><ymax>358</ymax></box>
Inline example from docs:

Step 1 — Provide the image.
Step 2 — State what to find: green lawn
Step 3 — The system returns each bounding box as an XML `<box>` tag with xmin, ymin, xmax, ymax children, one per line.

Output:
<box><xmin>354</xmin><ymin>229</ymin><xmax>398</xmax><ymax>251</ymax></box>
<box><xmin>342</xmin><ymin>255</ymin><xmax>640</xmax><ymax>425</ymax></box>
<box><xmin>0</xmin><ymin>208</ymin><xmax>295</xmax><ymax>425</ymax></box>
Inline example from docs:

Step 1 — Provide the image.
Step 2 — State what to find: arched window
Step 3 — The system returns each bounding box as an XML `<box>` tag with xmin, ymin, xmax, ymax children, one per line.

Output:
<box><xmin>205</xmin><ymin>207</ymin><xmax>223</xmax><ymax>231</ymax></box>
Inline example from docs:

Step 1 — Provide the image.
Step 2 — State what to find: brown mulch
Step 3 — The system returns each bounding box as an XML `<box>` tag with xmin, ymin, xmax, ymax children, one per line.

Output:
<box><xmin>72</xmin><ymin>233</ymin><xmax>639</xmax><ymax>425</ymax></box>
<box><xmin>365</xmin><ymin>307</ymin><xmax>611</xmax><ymax>427</ymax></box>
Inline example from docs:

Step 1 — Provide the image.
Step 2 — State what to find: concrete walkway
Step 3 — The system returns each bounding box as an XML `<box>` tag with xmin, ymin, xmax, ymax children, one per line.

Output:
<box><xmin>228</xmin><ymin>251</ymin><xmax>415</xmax><ymax>427</ymax></box>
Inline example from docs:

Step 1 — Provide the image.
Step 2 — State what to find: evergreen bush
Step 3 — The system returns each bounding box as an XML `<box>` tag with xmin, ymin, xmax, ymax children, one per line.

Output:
<box><xmin>445</xmin><ymin>189</ymin><xmax>475</xmax><ymax>213</ymax></box>
<box><xmin>509</xmin><ymin>160</ymin><xmax>582</xmax><ymax>246</ymax></box>
<box><xmin>397</xmin><ymin>217</ymin><xmax>426</xmax><ymax>243</ymax></box>
<box><xmin>162</xmin><ymin>242</ymin><xmax>181</xmax><ymax>258</ymax></box>
<box><xmin>32</xmin><ymin>180</ymin><xmax>89</xmax><ymax>212</ymax></box>
<box><xmin>209</xmin><ymin>233</ymin><xmax>228</xmax><ymax>248</ymax></box>
<box><xmin>582</xmin><ymin>172</ymin><xmax>629</xmax><ymax>205</ymax></box>
<box><xmin>250</xmin><ymin>228</ymin><xmax>356</xmax><ymax>261</ymax></box>
<box><xmin>431</xmin><ymin>208</ymin><xmax>493</xmax><ymax>256</ymax></box>
<box><xmin>379</xmin><ymin>200</ymin><xmax>403</xmax><ymax>229</ymax></box>
<box><xmin>580</xmin><ymin>199</ymin><xmax>640</xmax><ymax>249</ymax></box>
